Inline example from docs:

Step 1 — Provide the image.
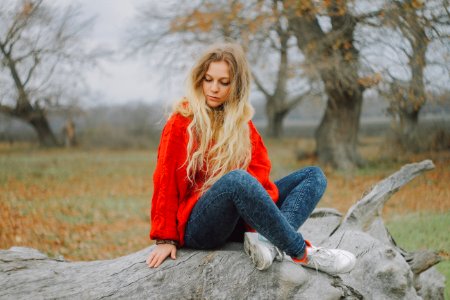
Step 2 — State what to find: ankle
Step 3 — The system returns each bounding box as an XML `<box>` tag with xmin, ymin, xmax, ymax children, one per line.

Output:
<box><xmin>292</xmin><ymin>240</ymin><xmax>312</xmax><ymax>263</ymax></box>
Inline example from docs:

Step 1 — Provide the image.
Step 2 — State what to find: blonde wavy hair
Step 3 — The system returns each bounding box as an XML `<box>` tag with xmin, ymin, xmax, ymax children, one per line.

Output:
<box><xmin>174</xmin><ymin>43</ymin><xmax>255</xmax><ymax>193</ymax></box>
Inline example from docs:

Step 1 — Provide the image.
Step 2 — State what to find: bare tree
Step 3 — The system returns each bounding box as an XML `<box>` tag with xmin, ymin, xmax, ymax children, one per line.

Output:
<box><xmin>285</xmin><ymin>0</ymin><xmax>446</xmax><ymax>168</ymax></box>
<box><xmin>251</xmin><ymin>0</ymin><xmax>316</xmax><ymax>138</ymax></box>
<box><xmin>377</xmin><ymin>0</ymin><xmax>449</xmax><ymax>151</ymax></box>
<box><xmin>0</xmin><ymin>0</ymin><xmax>97</xmax><ymax>146</ymax></box>
<box><xmin>286</xmin><ymin>0</ymin><xmax>372</xmax><ymax>170</ymax></box>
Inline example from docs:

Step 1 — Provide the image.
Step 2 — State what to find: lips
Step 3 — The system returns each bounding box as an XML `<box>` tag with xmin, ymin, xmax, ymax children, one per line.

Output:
<box><xmin>207</xmin><ymin>95</ymin><xmax>220</xmax><ymax>101</ymax></box>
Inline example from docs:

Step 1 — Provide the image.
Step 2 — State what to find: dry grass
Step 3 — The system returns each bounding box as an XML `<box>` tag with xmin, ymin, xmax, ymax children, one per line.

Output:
<box><xmin>0</xmin><ymin>147</ymin><xmax>154</xmax><ymax>260</ymax></box>
<box><xmin>266</xmin><ymin>136</ymin><xmax>450</xmax><ymax>216</ymax></box>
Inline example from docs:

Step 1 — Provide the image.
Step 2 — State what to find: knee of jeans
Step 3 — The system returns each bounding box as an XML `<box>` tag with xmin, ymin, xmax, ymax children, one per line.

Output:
<box><xmin>220</xmin><ymin>170</ymin><xmax>252</xmax><ymax>193</ymax></box>
<box><xmin>222</xmin><ymin>169</ymin><xmax>250</xmax><ymax>183</ymax></box>
<box><xmin>305</xmin><ymin>166</ymin><xmax>327</xmax><ymax>194</ymax></box>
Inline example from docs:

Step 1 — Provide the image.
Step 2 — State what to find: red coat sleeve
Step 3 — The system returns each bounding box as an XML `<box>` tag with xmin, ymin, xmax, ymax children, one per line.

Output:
<box><xmin>247</xmin><ymin>121</ymin><xmax>279</xmax><ymax>202</ymax></box>
<box><xmin>150</xmin><ymin>115</ymin><xmax>188</xmax><ymax>242</ymax></box>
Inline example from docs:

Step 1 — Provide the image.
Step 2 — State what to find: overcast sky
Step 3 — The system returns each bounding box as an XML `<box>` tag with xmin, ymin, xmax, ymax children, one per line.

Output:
<box><xmin>77</xmin><ymin>0</ymin><xmax>182</xmax><ymax>106</ymax></box>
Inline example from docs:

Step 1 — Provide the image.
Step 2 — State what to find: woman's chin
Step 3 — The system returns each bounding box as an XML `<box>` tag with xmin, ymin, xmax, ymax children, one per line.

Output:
<box><xmin>206</xmin><ymin>100</ymin><xmax>222</xmax><ymax>108</ymax></box>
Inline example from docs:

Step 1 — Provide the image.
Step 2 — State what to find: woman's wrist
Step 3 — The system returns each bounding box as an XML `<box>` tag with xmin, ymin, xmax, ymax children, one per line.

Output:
<box><xmin>155</xmin><ymin>239</ymin><xmax>179</xmax><ymax>248</ymax></box>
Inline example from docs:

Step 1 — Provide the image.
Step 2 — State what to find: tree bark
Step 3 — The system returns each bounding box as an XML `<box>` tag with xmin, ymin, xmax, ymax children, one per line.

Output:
<box><xmin>0</xmin><ymin>50</ymin><xmax>59</xmax><ymax>147</ymax></box>
<box><xmin>5</xmin><ymin>95</ymin><xmax>59</xmax><ymax>147</ymax></box>
<box><xmin>288</xmin><ymin>1</ymin><xmax>365</xmax><ymax>170</ymax></box>
<box><xmin>255</xmin><ymin>10</ymin><xmax>296</xmax><ymax>139</ymax></box>
<box><xmin>0</xmin><ymin>160</ymin><xmax>444</xmax><ymax>299</ymax></box>
<box><xmin>396</xmin><ymin>27</ymin><xmax>427</xmax><ymax>152</ymax></box>
<box><xmin>395</xmin><ymin>108</ymin><xmax>420</xmax><ymax>150</ymax></box>
<box><xmin>315</xmin><ymin>87</ymin><xmax>363</xmax><ymax>169</ymax></box>
<box><xmin>266</xmin><ymin>101</ymin><xmax>288</xmax><ymax>138</ymax></box>
<box><xmin>29</xmin><ymin>113</ymin><xmax>59</xmax><ymax>147</ymax></box>
<box><xmin>387</xmin><ymin>0</ymin><xmax>429</xmax><ymax>152</ymax></box>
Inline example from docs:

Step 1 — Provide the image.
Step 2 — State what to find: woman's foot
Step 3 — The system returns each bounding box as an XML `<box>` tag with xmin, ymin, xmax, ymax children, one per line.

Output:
<box><xmin>244</xmin><ymin>232</ymin><xmax>283</xmax><ymax>271</ymax></box>
<box><xmin>293</xmin><ymin>243</ymin><xmax>356</xmax><ymax>275</ymax></box>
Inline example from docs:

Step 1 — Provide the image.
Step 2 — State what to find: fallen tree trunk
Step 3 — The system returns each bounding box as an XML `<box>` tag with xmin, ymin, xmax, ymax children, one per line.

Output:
<box><xmin>0</xmin><ymin>160</ymin><xmax>445</xmax><ymax>299</ymax></box>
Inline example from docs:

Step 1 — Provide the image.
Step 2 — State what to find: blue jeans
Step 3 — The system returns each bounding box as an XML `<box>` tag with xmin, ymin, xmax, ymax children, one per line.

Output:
<box><xmin>184</xmin><ymin>167</ymin><xmax>327</xmax><ymax>258</ymax></box>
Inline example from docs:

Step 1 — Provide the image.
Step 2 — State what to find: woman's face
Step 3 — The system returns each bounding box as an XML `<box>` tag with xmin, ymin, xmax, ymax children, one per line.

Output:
<box><xmin>202</xmin><ymin>61</ymin><xmax>231</xmax><ymax>108</ymax></box>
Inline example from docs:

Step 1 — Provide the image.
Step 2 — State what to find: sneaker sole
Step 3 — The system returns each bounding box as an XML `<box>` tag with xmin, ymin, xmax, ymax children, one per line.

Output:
<box><xmin>244</xmin><ymin>233</ymin><xmax>272</xmax><ymax>271</ymax></box>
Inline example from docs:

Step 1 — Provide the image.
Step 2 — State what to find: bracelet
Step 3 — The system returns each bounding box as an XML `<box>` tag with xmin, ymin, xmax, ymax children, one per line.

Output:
<box><xmin>155</xmin><ymin>239</ymin><xmax>179</xmax><ymax>247</ymax></box>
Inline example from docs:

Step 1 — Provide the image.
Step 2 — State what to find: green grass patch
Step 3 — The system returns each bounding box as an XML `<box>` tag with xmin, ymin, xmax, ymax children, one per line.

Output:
<box><xmin>386</xmin><ymin>212</ymin><xmax>450</xmax><ymax>299</ymax></box>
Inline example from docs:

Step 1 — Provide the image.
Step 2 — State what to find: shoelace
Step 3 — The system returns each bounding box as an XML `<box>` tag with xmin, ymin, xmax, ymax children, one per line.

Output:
<box><xmin>258</xmin><ymin>234</ymin><xmax>285</xmax><ymax>261</ymax></box>
<box><xmin>306</xmin><ymin>246</ymin><xmax>335</xmax><ymax>274</ymax></box>
<box><xmin>273</xmin><ymin>246</ymin><xmax>284</xmax><ymax>261</ymax></box>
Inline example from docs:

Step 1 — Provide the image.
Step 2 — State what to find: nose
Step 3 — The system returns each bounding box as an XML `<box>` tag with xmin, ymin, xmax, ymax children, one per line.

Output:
<box><xmin>211</xmin><ymin>81</ymin><xmax>219</xmax><ymax>92</ymax></box>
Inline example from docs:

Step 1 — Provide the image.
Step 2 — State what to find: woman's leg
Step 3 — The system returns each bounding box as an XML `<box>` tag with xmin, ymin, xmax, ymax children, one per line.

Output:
<box><xmin>184</xmin><ymin>170</ymin><xmax>306</xmax><ymax>257</ymax></box>
<box><xmin>274</xmin><ymin>167</ymin><xmax>357</xmax><ymax>275</ymax></box>
<box><xmin>275</xmin><ymin>166</ymin><xmax>327</xmax><ymax>230</ymax></box>
<box><xmin>184</xmin><ymin>180</ymin><xmax>241</xmax><ymax>249</ymax></box>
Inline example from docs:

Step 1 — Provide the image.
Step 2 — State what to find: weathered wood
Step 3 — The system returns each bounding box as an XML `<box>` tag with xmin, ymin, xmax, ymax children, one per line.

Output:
<box><xmin>341</xmin><ymin>159</ymin><xmax>435</xmax><ymax>231</ymax></box>
<box><xmin>0</xmin><ymin>160</ymin><xmax>445</xmax><ymax>299</ymax></box>
<box><xmin>406</xmin><ymin>250</ymin><xmax>442</xmax><ymax>275</ymax></box>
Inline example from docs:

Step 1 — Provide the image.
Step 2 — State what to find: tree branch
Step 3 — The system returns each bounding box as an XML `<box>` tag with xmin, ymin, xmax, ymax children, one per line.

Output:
<box><xmin>341</xmin><ymin>160</ymin><xmax>435</xmax><ymax>231</ymax></box>
<box><xmin>251</xmin><ymin>71</ymin><xmax>271</xmax><ymax>99</ymax></box>
<box><xmin>283</xmin><ymin>89</ymin><xmax>311</xmax><ymax>112</ymax></box>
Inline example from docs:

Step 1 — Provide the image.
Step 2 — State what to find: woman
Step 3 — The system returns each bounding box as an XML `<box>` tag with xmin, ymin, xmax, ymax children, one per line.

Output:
<box><xmin>146</xmin><ymin>43</ymin><xmax>356</xmax><ymax>274</ymax></box>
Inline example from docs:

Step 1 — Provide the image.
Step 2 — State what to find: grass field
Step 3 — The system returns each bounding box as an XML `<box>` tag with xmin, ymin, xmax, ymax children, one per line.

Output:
<box><xmin>0</xmin><ymin>138</ymin><xmax>449</xmax><ymax>296</ymax></box>
<box><xmin>386</xmin><ymin>212</ymin><xmax>450</xmax><ymax>299</ymax></box>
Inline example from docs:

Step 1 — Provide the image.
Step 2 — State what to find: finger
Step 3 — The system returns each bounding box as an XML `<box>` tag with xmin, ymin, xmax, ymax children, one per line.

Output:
<box><xmin>149</xmin><ymin>254</ymin><xmax>159</xmax><ymax>268</ymax></box>
<box><xmin>154</xmin><ymin>255</ymin><xmax>166</xmax><ymax>268</ymax></box>
<box><xmin>147</xmin><ymin>251</ymin><xmax>158</xmax><ymax>266</ymax></box>
<box><xmin>171</xmin><ymin>249</ymin><xmax>177</xmax><ymax>260</ymax></box>
<box><xmin>146</xmin><ymin>253</ymin><xmax>154</xmax><ymax>265</ymax></box>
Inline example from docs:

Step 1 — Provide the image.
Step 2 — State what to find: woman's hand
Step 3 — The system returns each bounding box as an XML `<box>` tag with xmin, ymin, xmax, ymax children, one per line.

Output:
<box><xmin>146</xmin><ymin>244</ymin><xmax>177</xmax><ymax>268</ymax></box>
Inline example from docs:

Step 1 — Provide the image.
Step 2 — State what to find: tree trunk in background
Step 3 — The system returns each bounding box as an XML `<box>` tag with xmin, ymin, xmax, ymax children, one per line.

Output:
<box><xmin>0</xmin><ymin>42</ymin><xmax>59</xmax><ymax>148</ymax></box>
<box><xmin>391</xmin><ymin>107</ymin><xmax>420</xmax><ymax>152</ymax></box>
<box><xmin>288</xmin><ymin>1</ymin><xmax>365</xmax><ymax>170</ymax></box>
<box><xmin>29</xmin><ymin>113</ymin><xmax>59</xmax><ymax>147</ymax></box>
<box><xmin>266</xmin><ymin>100</ymin><xmax>289</xmax><ymax>138</ymax></box>
<box><xmin>398</xmin><ymin>22</ymin><xmax>427</xmax><ymax>151</ymax></box>
<box><xmin>7</xmin><ymin>97</ymin><xmax>59</xmax><ymax>147</ymax></box>
<box><xmin>315</xmin><ymin>86</ymin><xmax>363</xmax><ymax>170</ymax></box>
<box><xmin>388</xmin><ymin>0</ymin><xmax>429</xmax><ymax>152</ymax></box>
<box><xmin>316</xmin><ymin>13</ymin><xmax>364</xmax><ymax>169</ymax></box>
<box><xmin>3</xmin><ymin>106</ymin><xmax>60</xmax><ymax>147</ymax></box>
<box><xmin>259</xmin><ymin>12</ymin><xmax>293</xmax><ymax>139</ymax></box>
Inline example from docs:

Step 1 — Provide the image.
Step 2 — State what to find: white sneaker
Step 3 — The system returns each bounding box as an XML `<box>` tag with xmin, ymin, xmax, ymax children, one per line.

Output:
<box><xmin>295</xmin><ymin>244</ymin><xmax>356</xmax><ymax>275</ymax></box>
<box><xmin>244</xmin><ymin>232</ymin><xmax>284</xmax><ymax>271</ymax></box>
